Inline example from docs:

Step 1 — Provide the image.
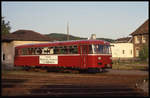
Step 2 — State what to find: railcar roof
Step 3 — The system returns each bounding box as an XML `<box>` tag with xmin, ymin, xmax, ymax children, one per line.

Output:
<box><xmin>15</xmin><ymin>40</ymin><xmax>110</xmax><ymax>48</ymax></box>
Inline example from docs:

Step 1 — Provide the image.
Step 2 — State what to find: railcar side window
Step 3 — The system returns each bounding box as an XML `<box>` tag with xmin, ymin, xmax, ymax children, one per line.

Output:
<box><xmin>17</xmin><ymin>49</ymin><xmax>21</xmax><ymax>55</ymax></box>
<box><xmin>68</xmin><ymin>46</ymin><xmax>78</xmax><ymax>54</ymax></box>
<box><xmin>97</xmin><ymin>45</ymin><xmax>103</xmax><ymax>54</ymax></box>
<box><xmin>49</xmin><ymin>47</ymin><xmax>54</xmax><ymax>54</ymax></box>
<box><xmin>28</xmin><ymin>48</ymin><xmax>34</xmax><ymax>55</ymax></box>
<box><xmin>59</xmin><ymin>46</ymin><xmax>68</xmax><ymax>54</ymax></box>
<box><xmin>72</xmin><ymin>46</ymin><xmax>78</xmax><ymax>54</ymax></box>
<box><xmin>16</xmin><ymin>49</ymin><xmax>22</xmax><ymax>55</ymax></box>
<box><xmin>35</xmin><ymin>48</ymin><xmax>42</xmax><ymax>55</ymax></box>
<box><xmin>105</xmin><ymin>46</ymin><xmax>110</xmax><ymax>54</ymax></box>
<box><xmin>19</xmin><ymin>45</ymin><xmax>78</xmax><ymax>55</ymax></box>
<box><xmin>22</xmin><ymin>48</ymin><xmax>28</xmax><ymax>55</ymax></box>
<box><xmin>54</xmin><ymin>45</ymin><xmax>78</xmax><ymax>54</ymax></box>
<box><xmin>54</xmin><ymin>47</ymin><xmax>59</xmax><ymax>54</ymax></box>
<box><xmin>89</xmin><ymin>45</ymin><xmax>93</xmax><ymax>54</ymax></box>
<box><xmin>42</xmin><ymin>47</ymin><xmax>50</xmax><ymax>54</ymax></box>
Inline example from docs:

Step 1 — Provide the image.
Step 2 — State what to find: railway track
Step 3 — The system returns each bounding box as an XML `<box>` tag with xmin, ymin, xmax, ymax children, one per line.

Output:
<box><xmin>2</xmin><ymin>71</ymin><xmax>148</xmax><ymax>96</ymax></box>
<box><xmin>30</xmin><ymin>85</ymin><xmax>145</xmax><ymax>96</ymax></box>
<box><xmin>2</xmin><ymin>83</ymin><xmax>144</xmax><ymax>96</ymax></box>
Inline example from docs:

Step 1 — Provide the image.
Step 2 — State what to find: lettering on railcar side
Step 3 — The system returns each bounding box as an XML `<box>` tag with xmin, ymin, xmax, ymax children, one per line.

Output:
<box><xmin>39</xmin><ymin>55</ymin><xmax>58</xmax><ymax>64</ymax></box>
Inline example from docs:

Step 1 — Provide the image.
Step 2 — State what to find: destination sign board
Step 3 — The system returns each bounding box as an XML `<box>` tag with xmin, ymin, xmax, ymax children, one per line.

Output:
<box><xmin>39</xmin><ymin>55</ymin><xmax>58</xmax><ymax>64</ymax></box>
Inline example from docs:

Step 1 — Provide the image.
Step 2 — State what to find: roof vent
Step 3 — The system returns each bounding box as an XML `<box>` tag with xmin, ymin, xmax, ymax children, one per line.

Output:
<box><xmin>90</xmin><ymin>34</ymin><xmax>96</xmax><ymax>40</ymax></box>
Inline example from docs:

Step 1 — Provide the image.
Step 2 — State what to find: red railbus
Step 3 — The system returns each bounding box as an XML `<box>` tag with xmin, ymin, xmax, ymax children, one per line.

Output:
<box><xmin>14</xmin><ymin>40</ymin><xmax>112</xmax><ymax>73</ymax></box>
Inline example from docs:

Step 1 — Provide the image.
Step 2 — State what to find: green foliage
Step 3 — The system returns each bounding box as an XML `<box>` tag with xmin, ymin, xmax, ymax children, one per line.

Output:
<box><xmin>46</xmin><ymin>33</ymin><xmax>86</xmax><ymax>41</ymax></box>
<box><xmin>139</xmin><ymin>44</ymin><xmax>149</xmax><ymax>61</ymax></box>
<box><xmin>45</xmin><ymin>33</ymin><xmax>115</xmax><ymax>42</ymax></box>
<box><xmin>96</xmin><ymin>38</ymin><xmax>115</xmax><ymax>43</ymax></box>
<box><xmin>1</xmin><ymin>17</ymin><xmax>11</xmax><ymax>35</ymax></box>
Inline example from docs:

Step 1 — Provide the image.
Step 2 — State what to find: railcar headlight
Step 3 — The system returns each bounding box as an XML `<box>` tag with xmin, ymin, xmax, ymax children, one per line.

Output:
<box><xmin>109</xmin><ymin>57</ymin><xmax>112</xmax><ymax>59</ymax></box>
<box><xmin>98</xmin><ymin>57</ymin><xmax>101</xmax><ymax>60</ymax></box>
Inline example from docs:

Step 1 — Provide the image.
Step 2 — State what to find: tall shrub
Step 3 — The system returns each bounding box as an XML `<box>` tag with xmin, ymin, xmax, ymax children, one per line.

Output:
<box><xmin>139</xmin><ymin>44</ymin><xmax>149</xmax><ymax>61</ymax></box>
<box><xmin>1</xmin><ymin>17</ymin><xmax>11</xmax><ymax>35</ymax></box>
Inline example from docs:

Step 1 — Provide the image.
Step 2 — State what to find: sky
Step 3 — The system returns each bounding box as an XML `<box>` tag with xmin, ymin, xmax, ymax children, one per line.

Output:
<box><xmin>2</xmin><ymin>1</ymin><xmax>149</xmax><ymax>39</ymax></box>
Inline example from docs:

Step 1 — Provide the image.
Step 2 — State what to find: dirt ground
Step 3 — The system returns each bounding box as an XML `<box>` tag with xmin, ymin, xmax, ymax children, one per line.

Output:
<box><xmin>1</xmin><ymin>69</ymin><xmax>149</xmax><ymax>97</ymax></box>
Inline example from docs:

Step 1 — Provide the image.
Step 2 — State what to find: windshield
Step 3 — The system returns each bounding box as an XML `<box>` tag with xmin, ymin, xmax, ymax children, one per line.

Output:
<box><xmin>89</xmin><ymin>44</ymin><xmax>111</xmax><ymax>54</ymax></box>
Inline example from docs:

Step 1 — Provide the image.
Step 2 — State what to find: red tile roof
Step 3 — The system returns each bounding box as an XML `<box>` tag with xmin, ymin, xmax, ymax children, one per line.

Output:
<box><xmin>2</xmin><ymin>30</ymin><xmax>54</xmax><ymax>42</ymax></box>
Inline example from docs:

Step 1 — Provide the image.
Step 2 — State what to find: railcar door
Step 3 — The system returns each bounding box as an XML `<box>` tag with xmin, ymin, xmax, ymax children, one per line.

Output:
<box><xmin>80</xmin><ymin>45</ymin><xmax>88</xmax><ymax>69</ymax></box>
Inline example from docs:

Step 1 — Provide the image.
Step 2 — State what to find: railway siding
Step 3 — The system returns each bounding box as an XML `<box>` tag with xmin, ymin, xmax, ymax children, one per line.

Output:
<box><xmin>2</xmin><ymin>70</ymin><xmax>148</xmax><ymax>96</ymax></box>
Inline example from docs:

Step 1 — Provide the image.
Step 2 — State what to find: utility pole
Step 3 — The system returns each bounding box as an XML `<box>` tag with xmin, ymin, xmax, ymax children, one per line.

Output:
<box><xmin>67</xmin><ymin>22</ymin><xmax>69</xmax><ymax>40</ymax></box>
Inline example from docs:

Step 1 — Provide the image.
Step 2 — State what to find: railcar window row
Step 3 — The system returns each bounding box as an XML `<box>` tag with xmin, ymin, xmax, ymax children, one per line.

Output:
<box><xmin>89</xmin><ymin>44</ymin><xmax>112</xmax><ymax>54</ymax></box>
<box><xmin>18</xmin><ymin>45</ymin><xmax>78</xmax><ymax>55</ymax></box>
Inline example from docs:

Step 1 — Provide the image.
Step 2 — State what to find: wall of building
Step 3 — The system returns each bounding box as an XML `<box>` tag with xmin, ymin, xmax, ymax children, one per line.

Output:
<box><xmin>1</xmin><ymin>41</ymin><xmax>50</xmax><ymax>69</ymax></box>
<box><xmin>2</xmin><ymin>42</ymin><xmax>14</xmax><ymax>69</ymax></box>
<box><xmin>110</xmin><ymin>43</ymin><xmax>134</xmax><ymax>59</ymax></box>
<box><xmin>133</xmin><ymin>34</ymin><xmax>149</xmax><ymax>57</ymax></box>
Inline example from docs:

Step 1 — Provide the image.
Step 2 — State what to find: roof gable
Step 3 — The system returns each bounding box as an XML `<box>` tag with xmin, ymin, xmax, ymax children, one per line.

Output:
<box><xmin>115</xmin><ymin>37</ymin><xmax>132</xmax><ymax>43</ymax></box>
<box><xmin>131</xmin><ymin>19</ymin><xmax>149</xmax><ymax>35</ymax></box>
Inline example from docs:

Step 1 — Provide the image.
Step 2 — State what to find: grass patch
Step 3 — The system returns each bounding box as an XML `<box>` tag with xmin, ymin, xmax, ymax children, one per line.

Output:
<box><xmin>112</xmin><ymin>64</ymin><xmax>133</xmax><ymax>70</ymax></box>
<box><xmin>112</xmin><ymin>61</ymin><xmax>148</xmax><ymax>70</ymax></box>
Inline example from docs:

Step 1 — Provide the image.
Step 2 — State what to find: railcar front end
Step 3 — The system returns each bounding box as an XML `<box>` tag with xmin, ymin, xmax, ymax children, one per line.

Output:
<box><xmin>80</xmin><ymin>44</ymin><xmax>112</xmax><ymax>72</ymax></box>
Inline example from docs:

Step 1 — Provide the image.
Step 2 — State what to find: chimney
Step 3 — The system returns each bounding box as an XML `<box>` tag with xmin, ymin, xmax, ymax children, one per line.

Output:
<box><xmin>91</xmin><ymin>34</ymin><xmax>96</xmax><ymax>40</ymax></box>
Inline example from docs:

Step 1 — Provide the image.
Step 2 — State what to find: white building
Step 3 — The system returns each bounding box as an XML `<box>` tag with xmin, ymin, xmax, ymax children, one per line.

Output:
<box><xmin>110</xmin><ymin>43</ymin><xmax>134</xmax><ymax>59</ymax></box>
<box><xmin>110</xmin><ymin>37</ymin><xmax>134</xmax><ymax>60</ymax></box>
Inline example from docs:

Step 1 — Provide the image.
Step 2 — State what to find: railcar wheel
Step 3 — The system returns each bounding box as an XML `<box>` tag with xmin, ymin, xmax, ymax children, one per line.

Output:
<box><xmin>99</xmin><ymin>68</ymin><xmax>103</xmax><ymax>73</ymax></box>
<box><xmin>88</xmin><ymin>68</ymin><xmax>98</xmax><ymax>74</ymax></box>
<box><xmin>24</xmin><ymin>66</ymin><xmax>30</xmax><ymax>71</ymax></box>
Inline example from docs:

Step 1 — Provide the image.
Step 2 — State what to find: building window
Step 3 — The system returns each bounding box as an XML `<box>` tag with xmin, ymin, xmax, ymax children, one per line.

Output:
<box><xmin>131</xmin><ymin>50</ymin><xmax>132</xmax><ymax>55</ymax></box>
<box><xmin>142</xmin><ymin>35</ymin><xmax>146</xmax><ymax>43</ymax></box>
<box><xmin>122</xmin><ymin>50</ymin><xmax>125</xmax><ymax>54</ymax></box>
<box><xmin>134</xmin><ymin>36</ymin><xmax>140</xmax><ymax>44</ymax></box>
<box><xmin>3</xmin><ymin>54</ymin><xmax>5</xmax><ymax>61</ymax></box>
<box><xmin>135</xmin><ymin>49</ymin><xmax>139</xmax><ymax>57</ymax></box>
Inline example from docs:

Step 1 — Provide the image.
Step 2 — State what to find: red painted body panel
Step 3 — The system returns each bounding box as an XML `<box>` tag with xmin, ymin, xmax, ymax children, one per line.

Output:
<box><xmin>14</xmin><ymin>54</ymin><xmax>112</xmax><ymax>69</ymax></box>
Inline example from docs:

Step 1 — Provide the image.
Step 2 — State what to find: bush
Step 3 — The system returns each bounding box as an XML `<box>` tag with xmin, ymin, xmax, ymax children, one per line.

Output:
<box><xmin>139</xmin><ymin>44</ymin><xmax>149</xmax><ymax>61</ymax></box>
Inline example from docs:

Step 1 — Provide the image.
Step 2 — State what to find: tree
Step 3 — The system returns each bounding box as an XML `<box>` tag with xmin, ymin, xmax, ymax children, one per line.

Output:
<box><xmin>1</xmin><ymin>17</ymin><xmax>11</xmax><ymax>35</ymax></box>
<box><xmin>139</xmin><ymin>44</ymin><xmax>149</xmax><ymax>62</ymax></box>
